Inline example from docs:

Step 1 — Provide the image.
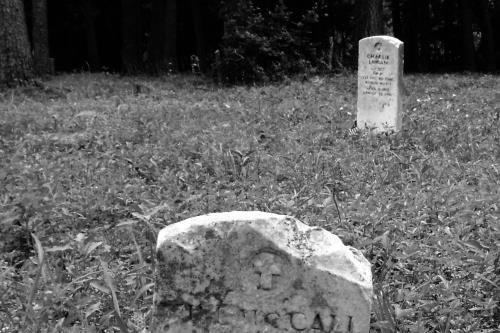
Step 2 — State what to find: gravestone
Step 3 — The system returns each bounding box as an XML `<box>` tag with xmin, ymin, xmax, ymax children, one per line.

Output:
<box><xmin>152</xmin><ymin>211</ymin><xmax>372</xmax><ymax>333</ymax></box>
<box><xmin>357</xmin><ymin>36</ymin><xmax>404</xmax><ymax>133</ymax></box>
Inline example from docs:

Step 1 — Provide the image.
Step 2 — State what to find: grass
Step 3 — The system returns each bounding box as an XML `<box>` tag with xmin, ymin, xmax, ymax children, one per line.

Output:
<box><xmin>0</xmin><ymin>72</ymin><xmax>499</xmax><ymax>332</ymax></box>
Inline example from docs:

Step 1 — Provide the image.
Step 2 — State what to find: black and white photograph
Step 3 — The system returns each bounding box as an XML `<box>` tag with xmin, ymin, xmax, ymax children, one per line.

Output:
<box><xmin>0</xmin><ymin>0</ymin><xmax>499</xmax><ymax>332</ymax></box>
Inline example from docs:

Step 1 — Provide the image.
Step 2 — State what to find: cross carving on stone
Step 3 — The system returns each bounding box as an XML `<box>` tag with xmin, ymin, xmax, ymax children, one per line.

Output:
<box><xmin>253</xmin><ymin>253</ymin><xmax>282</xmax><ymax>290</ymax></box>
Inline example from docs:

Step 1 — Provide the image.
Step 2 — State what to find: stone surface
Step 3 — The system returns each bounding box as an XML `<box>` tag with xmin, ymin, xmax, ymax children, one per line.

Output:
<box><xmin>152</xmin><ymin>211</ymin><xmax>372</xmax><ymax>333</ymax></box>
<box><xmin>357</xmin><ymin>35</ymin><xmax>404</xmax><ymax>133</ymax></box>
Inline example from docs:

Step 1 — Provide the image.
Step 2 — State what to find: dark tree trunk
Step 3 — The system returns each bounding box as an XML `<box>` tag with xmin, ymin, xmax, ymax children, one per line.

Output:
<box><xmin>478</xmin><ymin>0</ymin><xmax>495</xmax><ymax>70</ymax></box>
<box><xmin>403</xmin><ymin>0</ymin><xmax>419</xmax><ymax>71</ymax></box>
<box><xmin>149</xmin><ymin>0</ymin><xmax>164</xmax><ymax>68</ymax></box>
<box><xmin>121</xmin><ymin>0</ymin><xmax>142</xmax><ymax>73</ymax></box>
<box><xmin>442</xmin><ymin>0</ymin><xmax>459</xmax><ymax>69</ymax></box>
<box><xmin>354</xmin><ymin>0</ymin><xmax>383</xmax><ymax>66</ymax></box>
<box><xmin>164</xmin><ymin>0</ymin><xmax>177</xmax><ymax>69</ymax></box>
<box><xmin>418</xmin><ymin>0</ymin><xmax>431</xmax><ymax>71</ymax></box>
<box><xmin>190</xmin><ymin>0</ymin><xmax>206</xmax><ymax>71</ymax></box>
<box><xmin>459</xmin><ymin>0</ymin><xmax>476</xmax><ymax>70</ymax></box>
<box><xmin>148</xmin><ymin>0</ymin><xmax>177</xmax><ymax>72</ymax></box>
<box><xmin>82</xmin><ymin>0</ymin><xmax>100</xmax><ymax>70</ymax></box>
<box><xmin>0</xmin><ymin>0</ymin><xmax>33</xmax><ymax>86</ymax></box>
<box><xmin>391</xmin><ymin>0</ymin><xmax>402</xmax><ymax>40</ymax></box>
<box><xmin>32</xmin><ymin>0</ymin><xmax>53</xmax><ymax>75</ymax></box>
<box><xmin>355</xmin><ymin>0</ymin><xmax>384</xmax><ymax>41</ymax></box>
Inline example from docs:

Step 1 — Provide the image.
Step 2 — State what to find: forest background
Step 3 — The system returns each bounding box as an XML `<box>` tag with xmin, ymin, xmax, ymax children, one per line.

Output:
<box><xmin>0</xmin><ymin>0</ymin><xmax>499</xmax><ymax>86</ymax></box>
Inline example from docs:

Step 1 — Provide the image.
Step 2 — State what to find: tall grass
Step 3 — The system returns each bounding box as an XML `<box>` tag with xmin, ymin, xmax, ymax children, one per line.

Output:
<box><xmin>0</xmin><ymin>73</ymin><xmax>498</xmax><ymax>332</ymax></box>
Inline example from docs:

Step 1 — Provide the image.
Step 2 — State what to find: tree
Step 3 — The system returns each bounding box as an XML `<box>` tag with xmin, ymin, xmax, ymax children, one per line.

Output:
<box><xmin>354</xmin><ymin>0</ymin><xmax>383</xmax><ymax>65</ymax></box>
<box><xmin>402</xmin><ymin>0</ymin><xmax>421</xmax><ymax>72</ymax></box>
<box><xmin>164</xmin><ymin>0</ymin><xmax>177</xmax><ymax>69</ymax></box>
<box><xmin>418</xmin><ymin>0</ymin><xmax>431</xmax><ymax>71</ymax></box>
<box><xmin>121</xmin><ymin>0</ymin><xmax>142</xmax><ymax>73</ymax></box>
<box><xmin>0</xmin><ymin>0</ymin><xmax>33</xmax><ymax>86</ymax></box>
<box><xmin>148</xmin><ymin>0</ymin><xmax>177</xmax><ymax>72</ymax></box>
<box><xmin>459</xmin><ymin>0</ymin><xmax>476</xmax><ymax>70</ymax></box>
<box><xmin>354</xmin><ymin>0</ymin><xmax>384</xmax><ymax>42</ymax></box>
<box><xmin>81</xmin><ymin>0</ymin><xmax>100</xmax><ymax>70</ymax></box>
<box><xmin>391</xmin><ymin>0</ymin><xmax>402</xmax><ymax>40</ymax></box>
<box><xmin>32</xmin><ymin>0</ymin><xmax>53</xmax><ymax>75</ymax></box>
<box><xmin>441</xmin><ymin>0</ymin><xmax>460</xmax><ymax>70</ymax></box>
<box><xmin>477</xmin><ymin>0</ymin><xmax>495</xmax><ymax>70</ymax></box>
<box><xmin>190</xmin><ymin>0</ymin><xmax>207</xmax><ymax>71</ymax></box>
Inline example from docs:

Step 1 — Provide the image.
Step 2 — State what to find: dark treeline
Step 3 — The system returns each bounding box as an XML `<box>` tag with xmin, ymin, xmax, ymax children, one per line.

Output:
<box><xmin>45</xmin><ymin>0</ymin><xmax>223</xmax><ymax>73</ymax></box>
<box><xmin>1</xmin><ymin>0</ymin><xmax>499</xmax><ymax>85</ymax></box>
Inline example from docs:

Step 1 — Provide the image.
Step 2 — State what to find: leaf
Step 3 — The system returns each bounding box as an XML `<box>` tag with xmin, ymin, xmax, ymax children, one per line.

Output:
<box><xmin>0</xmin><ymin>208</ymin><xmax>20</xmax><ymax>226</ymax></box>
<box><xmin>85</xmin><ymin>241</ymin><xmax>103</xmax><ymax>256</ymax></box>
<box><xmin>75</xmin><ymin>111</ymin><xmax>98</xmax><ymax>118</ymax></box>
<box><xmin>130</xmin><ymin>231</ymin><xmax>144</xmax><ymax>266</ymax></box>
<box><xmin>31</xmin><ymin>233</ymin><xmax>44</xmax><ymax>265</ymax></box>
<box><xmin>373</xmin><ymin>231</ymin><xmax>391</xmax><ymax>251</ymax></box>
<box><xmin>420</xmin><ymin>163</ymin><xmax>431</xmax><ymax>175</ymax></box>
<box><xmin>394</xmin><ymin>304</ymin><xmax>415</xmax><ymax>319</ymax></box>
<box><xmin>132</xmin><ymin>203</ymin><xmax>170</xmax><ymax>221</ymax></box>
<box><xmin>131</xmin><ymin>212</ymin><xmax>147</xmax><ymax>222</ymax></box>
<box><xmin>100</xmin><ymin>258</ymin><xmax>122</xmax><ymax>318</ymax></box>
<box><xmin>132</xmin><ymin>282</ymin><xmax>155</xmax><ymax>306</ymax></box>
<box><xmin>85</xmin><ymin>301</ymin><xmax>102</xmax><ymax>319</ymax></box>
<box><xmin>90</xmin><ymin>281</ymin><xmax>110</xmax><ymax>294</ymax></box>
<box><xmin>45</xmin><ymin>244</ymin><xmax>73</xmax><ymax>252</ymax></box>
<box><xmin>322</xmin><ymin>196</ymin><xmax>333</xmax><ymax>207</ymax></box>
<box><xmin>53</xmin><ymin>317</ymin><xmax>65</xmax><ymax>330</ymax></box>
<box><xmin>463</xmin><ymin>239</ymin><xmax>489</xmax><ymax>251</ymax></box>
<box><xmin>116</xmin><ymin>219</ymin><xmax>138</xmax><ymax>227</ymax></box>
<box><xmin>373</xmin><ymin>287</ymin><xmax>397</xmax><ymax>333</ymax></box>
<box><xmin>60</xmin><ymin>207</ymin><xmax>72</xmax><ymax>216</ymax></box>
<box><xmin>75</xmin><ymin>233</ymin><xmax>87</xmax><ymax>242</ymax></box>
<box><xmin>26</xmin><ymin>234</ymin><xmax>46</xmax><ymax>321</ymax></box>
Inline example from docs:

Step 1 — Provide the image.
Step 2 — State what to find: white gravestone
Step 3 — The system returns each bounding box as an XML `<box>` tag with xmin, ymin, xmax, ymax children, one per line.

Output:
<box><xmin>357</xmin><ymin>36</ymin><xmax>404</xmax><ymax>133</ymax></box>
<box><xmin>152</xmin><ymin>211</ymin><xmax>372</xmax><ymax>333</ymax></box>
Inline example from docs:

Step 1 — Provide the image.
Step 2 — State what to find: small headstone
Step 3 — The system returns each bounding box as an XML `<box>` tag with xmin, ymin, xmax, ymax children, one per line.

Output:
<box><xmin>152</xmin><ymin>211</ymin><xmax>372</xmax><ymax>333</ymax></box>
<box><xmin>357</xmin><ymin>36</ymin><xmax>404</xmax><ymax>133</ymax></box>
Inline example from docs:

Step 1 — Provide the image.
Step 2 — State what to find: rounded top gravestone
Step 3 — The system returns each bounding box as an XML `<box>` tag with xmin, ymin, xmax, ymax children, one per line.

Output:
<box><xmin>357</xmin><ymin>35</ymin><xmax>404</xmax><ymax>133</ymax></box>
<box><xmin>152</xmin><ymin>211</ymin><xmax>373</xmax><ymax>333</ymax></box>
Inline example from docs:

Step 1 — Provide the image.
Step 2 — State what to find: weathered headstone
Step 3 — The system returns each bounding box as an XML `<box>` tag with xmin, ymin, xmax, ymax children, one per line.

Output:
<box><xmin>152</xmin><ymin>211</ymin><xmax>372</xmax><ymax>333</ymax></box>
<box><xmin>357</xmin><ymin>36</ymin><xmax>404</xmax><ymax>133</ymax></box>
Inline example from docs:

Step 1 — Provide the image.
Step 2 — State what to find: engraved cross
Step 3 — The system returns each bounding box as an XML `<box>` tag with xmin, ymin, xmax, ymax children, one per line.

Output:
<box><xmin>253</xmin><ymin>253</ymin><xmax>282</xmax><ymax>290</ymax></box>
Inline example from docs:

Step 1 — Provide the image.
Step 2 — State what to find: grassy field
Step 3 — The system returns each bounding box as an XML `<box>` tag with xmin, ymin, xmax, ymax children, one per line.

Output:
<box><xmin>0</xmin><ymin>73</ymin><xmax>499</xmax><ymax>332</ymax></box>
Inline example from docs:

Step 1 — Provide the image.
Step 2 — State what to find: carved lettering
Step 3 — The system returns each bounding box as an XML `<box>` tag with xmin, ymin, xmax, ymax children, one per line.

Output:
<box><xmin>366</xmin><ymin>53</ymin><xmax>389</xmax><ymax>60</ymax></box>
<box><xmin>243</xmin><ymin>309</ymin><xmax>257</xmax><ymax>325</ymax></box>
<box><xmin>361</xmin><ymin>68</ymin><xmax>394</xmax><ymax>97</ymax></box>
<box><xmin>312</xmin><ymin>309</ymin><xmax>336</xmax><ymax>332</ymax></box>
<box><xmin>213</xmin><ymin>305</ymin><xmax>349</xmax><ymax>332</ymax></box>
<box><xmin>366</xmin><ymin>53</ymin><xmax>390</xmax><ymax>65</ymax></box>
<box><xmin>264</xmin><ymin>313</ymin><xmax>280</xmax><ymax>328</ymax></box>
<box><xmin>291</xmin><ymin>312</ymin><xmax>309</xmax><ymax>330</ymax></box>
